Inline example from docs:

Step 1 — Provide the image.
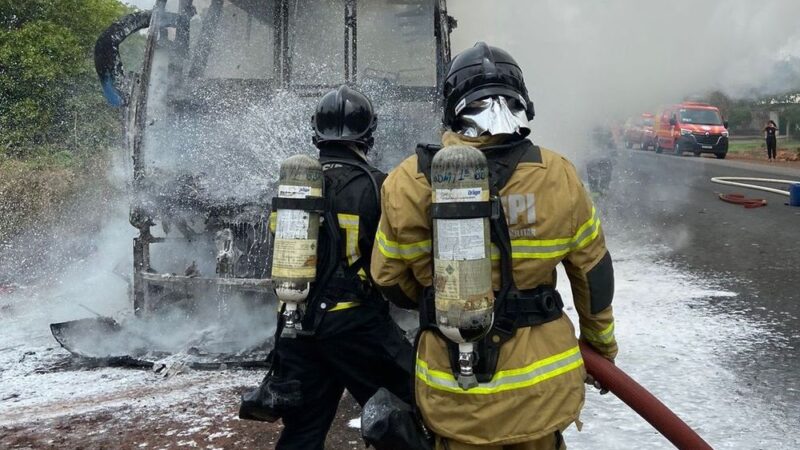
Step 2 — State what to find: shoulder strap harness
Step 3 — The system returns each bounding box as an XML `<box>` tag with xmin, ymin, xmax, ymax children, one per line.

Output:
<box><xmin>301</xmin><ymin>158</ymin><xmax>383</xmax><ymax>333</ymax></box>
<box><xmin>416</xmin><ymin>140</ymin><xmax>564</xmax><ymax>383</ymax></box>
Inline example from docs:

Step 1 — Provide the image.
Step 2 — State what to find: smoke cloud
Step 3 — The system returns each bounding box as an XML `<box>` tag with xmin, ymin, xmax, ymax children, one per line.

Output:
<box><xmin>449</xmin><ymin>0</ymin><xmax>800</xmax><ymax>156</ymax></box>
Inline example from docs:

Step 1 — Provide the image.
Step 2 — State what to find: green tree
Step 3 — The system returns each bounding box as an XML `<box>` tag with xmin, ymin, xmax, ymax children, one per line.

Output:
<box><xmin>1</xmin><ymin>0</ymin><xmax>125</xmax><ymax>46</ymax></box>
<box><xmin>782</xmin><ymin>104</ymin><xmax>800</xmax><ymax>138</ymax></box>
<box><xmin>0</xmin><ymin>21</ymin><xmax>83</xmax><ymax>150</ymax></box>
<box><xmin>727</xmin><ymin>101</ymin><xmax>753</xmax><ymax>131</ymax></box>
<box><xmin>0</xmin><ymin>0</ymin><xmax>128</xmax><ymax>155</ymax></box>
<box><xmin>705</xmin><ymin>90</ymin><xmax>732</xmax><ymax>118</ymax></box>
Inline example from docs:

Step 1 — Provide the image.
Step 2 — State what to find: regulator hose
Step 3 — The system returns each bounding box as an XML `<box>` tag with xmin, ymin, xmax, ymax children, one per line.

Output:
<box><xmin>580</xmin><ymin>342</ymin><xmax>713</xmax><ymax>450</ymax></box>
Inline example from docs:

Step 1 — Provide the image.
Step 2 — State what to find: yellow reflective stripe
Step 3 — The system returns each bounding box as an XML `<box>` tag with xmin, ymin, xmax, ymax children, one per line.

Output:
<box><xmin>582</xmin><ymin>322</ymin><xmax>615</xmax><ymax>345</ymax></box>
<box><xmin>573</xmin><ymin>222</ymin><xmax>601</xmax><ymax>252</ymax></box>
<box><xmin>337</xmin><ymin>213</ymin><xmax>359</xmax><ymax>229</ymax></box>
<box><xmin>269</xmin><ymin>212</ymin><xmax>277</xmax><ymax>233</ymax></box>
<box><xmin>572</xmin><ymin>207</ymin><xmax>601</xmax><ymax>251</ymax></box>
<box><xmin>375</xmin><ymin>208</ymin><xmax>599</xmax><ymax>262</ymax></box>
<box><xmin>574</xmin><ymin>207</ymin><xmax>599</xmax><ymax>240</ymax></box>
<box><xmin>328</xmin><ymin>301</ymin><xmax>361</xmax><ymax>312</ymax></box>
<box><xmin>336</xmin><ymin>213</ymin><xmax>361</xmax><ymax>266</ymax></box>
<box><xmin>375</xmin><ymin>227</ymin><xmax>431</xmax><ymax>261</ymax></box>
<box><xmin>339</xmin><ymin>214</ymin><xmax>359</xmax><ymax>265</ymax></box>
<box><xmin>346</xmin><ymin>228</ymin><xmax>359</xmax><ymax>265</ymax></box>
<box><xmin>489</xmin><ymin>208</ymin><xmax>601</xmax><ymax>260</ymax></box>
<box><xmin>416</xmin><ymin>346</ymin><xmax>584</xmax><ymax>395</ymax></box>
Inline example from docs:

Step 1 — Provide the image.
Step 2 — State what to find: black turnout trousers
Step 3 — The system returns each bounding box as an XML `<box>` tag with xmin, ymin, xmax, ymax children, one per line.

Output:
<box><xmin>274</xmin><ymin>305</ymin><xmax>413</xmax><ymax>450</ymax></box>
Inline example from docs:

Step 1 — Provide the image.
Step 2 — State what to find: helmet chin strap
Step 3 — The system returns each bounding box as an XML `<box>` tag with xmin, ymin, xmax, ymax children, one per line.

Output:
<box><xmin>455</xmin><ymin>96</ymin><xmax>531</xmax><ymax>138</ymax></box>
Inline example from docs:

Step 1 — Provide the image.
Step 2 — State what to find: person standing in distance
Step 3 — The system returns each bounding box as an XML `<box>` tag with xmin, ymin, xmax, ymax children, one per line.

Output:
<box><xmin>371</xmin><ymin>42</ymin><xmax>618</xmax><ymax>450</ymax></box>
<box><xmin>765</xmin><ymin>120</ymin><xmax>778</xmax><ymax>162</ymax></box>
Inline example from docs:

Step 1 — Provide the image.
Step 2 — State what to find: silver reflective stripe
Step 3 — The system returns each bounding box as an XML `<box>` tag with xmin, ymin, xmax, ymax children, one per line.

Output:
<box><xmin>512</xmin><ymin>219</ymin><xmax>599</xmax><ymax>254</ymax></box>
<box><xmin>583</xmin><ymin>323</ymin><xmax>615</xmax><ymax>345</ymax></box>
<box><xmin>572</xmin><ymin>215</ymin><xmax>601</xmax><ymax>248</ymax></box>
<box><xmin>416</xmin><ymin>346</ymin><xmax>584</xmax><ymax>394</ymax></box>
<box><xmin>489</xmin><ymin>212</ymin><xmax>601</xmax><ymax>260</ymax></box>
<box><xmin>375</xmin><ymin>228</ymin><xmax>432</xmax><ymax>260</ymax></box>
<box><xmin>339</xmin><ymin>217</ymin><xmax>359</xmax><ymax>227</ymax></box>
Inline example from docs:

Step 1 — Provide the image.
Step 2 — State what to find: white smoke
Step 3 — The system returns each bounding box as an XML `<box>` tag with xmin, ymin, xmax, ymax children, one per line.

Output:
<box><xmin>449</xmin><ymin>0</ymin><xmax>800</xmax><ymax>157</ymax></box>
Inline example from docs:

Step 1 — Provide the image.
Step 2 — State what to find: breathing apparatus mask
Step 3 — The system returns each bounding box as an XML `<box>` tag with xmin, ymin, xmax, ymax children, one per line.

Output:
<box><xmin>454</xmin><ymin>95</ymin><xmax>531</xmax><ymax>138</ymax></box>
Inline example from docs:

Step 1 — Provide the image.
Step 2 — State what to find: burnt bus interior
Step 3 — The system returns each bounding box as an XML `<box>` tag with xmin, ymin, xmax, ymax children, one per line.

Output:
<box><xmin>98</xmin><ymin>0</ymin><xmax>454</xmax><ymax>318</ymax></box>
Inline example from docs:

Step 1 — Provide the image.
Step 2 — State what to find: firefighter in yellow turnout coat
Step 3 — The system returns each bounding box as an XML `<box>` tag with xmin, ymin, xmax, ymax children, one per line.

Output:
<box><xmin>371</xmin><ymin>42</ymin><xmax>618</xmax><ymax>450</ymax></box>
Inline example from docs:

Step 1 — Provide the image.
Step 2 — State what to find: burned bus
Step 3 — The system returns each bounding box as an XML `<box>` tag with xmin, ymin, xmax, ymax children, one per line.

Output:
<box><xmin>51</xmin><ymin>0</ymin><xmax>454</xmax><ymax>364</ymax></box>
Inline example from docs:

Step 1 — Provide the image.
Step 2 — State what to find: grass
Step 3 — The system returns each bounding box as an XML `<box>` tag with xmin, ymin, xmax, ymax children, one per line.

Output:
<box><xmin>728</xmin><ymin>138</ymin><xmax>800</xmax><ymax>154</ymax></box>
<box><xmin>0</xmin><ymin>150</ymin><xmax>111</xmax><ymax>242</ymax></box>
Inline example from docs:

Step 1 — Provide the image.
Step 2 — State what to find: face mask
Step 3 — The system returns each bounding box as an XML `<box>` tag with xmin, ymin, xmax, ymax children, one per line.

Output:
<box><xmin>454</xmin><ymin>96</ymin><xmax>530</xmax><ymax>138</ymax></box>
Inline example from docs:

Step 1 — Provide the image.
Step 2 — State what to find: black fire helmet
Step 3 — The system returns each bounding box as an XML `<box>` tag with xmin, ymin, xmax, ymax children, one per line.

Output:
<box><xmin>312</xmin><ymin>85</ymin><xmax>378</xmax><ymax>150</ymax></box>
<box><xmin>442</xmin><ymin>42</ymin><xmax>535</xmax><ymax>128</ymax></box>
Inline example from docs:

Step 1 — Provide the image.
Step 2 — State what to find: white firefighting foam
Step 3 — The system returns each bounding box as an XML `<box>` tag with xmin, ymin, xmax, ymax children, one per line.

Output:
<box><xmin>0</xmin><ymin>220</ymin><xmax>796</xmax><ymax>446</ymax></box>
<box><xmin>561</xmin><ymin>241</ymin><xmax>799</xmax><ymax>449</ymax></box>
<box><xmin>342</xmin><ymin>242</ymin><xmax>798</xmax><ymax>449</ymax></box>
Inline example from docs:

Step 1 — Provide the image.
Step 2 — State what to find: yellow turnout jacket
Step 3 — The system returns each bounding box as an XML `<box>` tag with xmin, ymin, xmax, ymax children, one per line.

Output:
<box><xmin>371</xmin><ymin>132</ymin><xmax>617</xmax><ymax>445</ymax></box>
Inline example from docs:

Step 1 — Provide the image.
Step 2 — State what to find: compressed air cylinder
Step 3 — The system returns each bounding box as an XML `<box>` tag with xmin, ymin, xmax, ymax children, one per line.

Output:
<box><xmin>271</xmin><ymin>154</ymin><xmax>323</xmax><ymax>336</ymax></box>
<box><xmin>431</xmin><ymin>145</ymin><xmax>494</xmax><ymax>389</ymax></box>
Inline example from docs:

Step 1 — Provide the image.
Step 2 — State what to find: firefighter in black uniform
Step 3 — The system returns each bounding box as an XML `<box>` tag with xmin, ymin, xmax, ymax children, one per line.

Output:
<box><xmin>270</xmin><ymin>86</ymin><xmax>412</xmax><ymax>449</ymax></box>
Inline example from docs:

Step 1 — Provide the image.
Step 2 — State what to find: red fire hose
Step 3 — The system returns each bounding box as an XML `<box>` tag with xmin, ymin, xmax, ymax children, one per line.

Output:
<box><xmin>718</xmin><ymin>193</ymin><xmax>767</xmax><ymax>208</ymax></box>
<box><xmin>580</xmin><ymin>342</ymin><xmax>713</xmax><ymax>450</ymax></box>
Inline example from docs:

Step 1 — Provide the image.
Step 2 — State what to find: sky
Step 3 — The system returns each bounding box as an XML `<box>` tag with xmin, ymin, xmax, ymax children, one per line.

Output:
<box><xmin>125</xmin><ymin>0</ymin><xmax>152</xmax><ymax>7</ymax></box>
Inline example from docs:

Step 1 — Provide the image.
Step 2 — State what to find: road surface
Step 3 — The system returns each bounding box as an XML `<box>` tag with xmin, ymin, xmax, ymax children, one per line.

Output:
<box><xmin>2</xmin><ymin>148</ymin><xmax>799</xmax><ymax>449</ymax></box>
<box><xmin>600</xmin><ymin>149</ymin><xmax>800</xmax><ymax>425</ymax></box>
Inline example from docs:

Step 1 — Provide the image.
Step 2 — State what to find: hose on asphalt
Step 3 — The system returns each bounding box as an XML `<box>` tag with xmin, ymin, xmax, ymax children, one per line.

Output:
<box><xmin>718</xmin><ymin>193</ymin><xmax>767</xmax><ymax>208</ymax></box>
<box><xmin>580</xmin><ymin>342</ymin><xmax>714</xmax><ymax>450</ymax></box>
<box><xmin>710</xmin><ymin>177</ymin><xmax>794</xmax><ymax>196</ymax></box>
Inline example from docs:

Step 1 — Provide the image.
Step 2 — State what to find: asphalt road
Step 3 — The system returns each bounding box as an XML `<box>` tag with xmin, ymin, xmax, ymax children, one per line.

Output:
<box><xmin>598</xmin><ymin>148</ymin><xmax>800</xmax><ymax>417</ymax></box>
